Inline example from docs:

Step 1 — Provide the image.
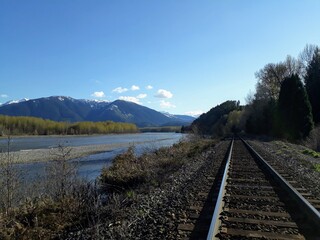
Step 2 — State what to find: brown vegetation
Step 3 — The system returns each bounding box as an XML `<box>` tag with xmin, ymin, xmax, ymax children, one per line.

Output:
<box><xmin>100</xmin><ymin>137</ymin><xmax>215</xmax><ymax>193</ymax></box>
<box><xmin>303</xmin><ymin>126</ymin><xmax>320</xmax><ymax>151</ymax></box>
<box><xmin>0</xmin><ymin>141</ymin><xmax>100</xmax><ymax>239</ymax></box>
<box><xmin>0</xmin><ymin>134</ymin><xmax>216</xmax><ymax>239</ymax></box>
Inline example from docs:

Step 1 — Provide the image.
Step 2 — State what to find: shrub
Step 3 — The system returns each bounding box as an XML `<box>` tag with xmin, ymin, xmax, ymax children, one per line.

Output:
<box><xmin>302</xmin><ymin>149</ymin><xmax>320</xmax><ymax>158</ymax></box>
<box><xmin>100</xmin><ymin>147</ymin><xmax>148</xmax><ymax>192</ymax></box>
<box><xmin>100</xmin><ymin>139</ymin><xmax>216</xmax><ymax>193</ymax></box>
<box><xmin>304</xmin><ymin>126</ymin><xmax>320</xmax><ymax>151</ymax></box>
<box><xmin>314</xmin><ymin>163</ymin><xmax>320</xmax><ymax>172</ymax></box>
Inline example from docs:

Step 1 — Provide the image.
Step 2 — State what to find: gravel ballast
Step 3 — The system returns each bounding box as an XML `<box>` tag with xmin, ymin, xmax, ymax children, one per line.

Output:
<box><xmin>249</xmin><ymin>140</ymin><xmax>320</xmax><ymax>199</ymax></box>
<box><xmin>65</xmin><ymin>140</ymin><xmax>230</xmax><ymax>239</ymax></box>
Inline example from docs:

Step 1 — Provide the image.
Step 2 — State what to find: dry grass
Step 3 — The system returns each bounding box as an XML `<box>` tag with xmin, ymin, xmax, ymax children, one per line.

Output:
<box><xmin>100</xmin><ymin>138</ymin><xmax>216</xmax><ymax>192</ymax></box>
<box><xmin>0</xmin><ymin>142</ymin><xmax>102</xmax><ymax>240</ymax></box>
<box><xmin>0</xmin><ymin>180</ymin><xmax>101</xmax><ymax>240</ymax></box>
<box><xmin>304</xmin><ymin>126</ymin><xmax>320</xmax><ymax>151</ymax></box>
<box><xmin>0</xmin><ymin>136</ymin><xmax>216</xmax><ymax>239</ymax></box>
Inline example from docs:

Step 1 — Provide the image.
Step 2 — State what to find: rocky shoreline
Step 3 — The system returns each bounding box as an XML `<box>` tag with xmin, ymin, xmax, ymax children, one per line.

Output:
<box><xmin>0</xmin><ymin>141</ymin><xmax>154</xmax><ymax>164</ymax></box>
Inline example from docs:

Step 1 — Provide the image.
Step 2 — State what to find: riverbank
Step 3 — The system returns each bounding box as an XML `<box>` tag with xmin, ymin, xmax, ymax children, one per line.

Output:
<box><xmin>0</xmin><ymin>133</ymin><xmax>184</xmax><ymax>164</ymax></box>
<box><xmin>0</xmin><ymin>140</ymin><xmax>161</xmax><ymax>164</ymax></box>
<box><xmin>0</xmin><ymin>136</ymin><xmax>220</xmax><ymax>239</ymax></box>
<box><xmin>2</xmin><ymin>136</ymin><xmax>320</xmax><ymax>239</ymax></box>
<box><xmin>71</xmin><ymin>137</ymin><xmax>224</xmax><ymax>239</ymax></box>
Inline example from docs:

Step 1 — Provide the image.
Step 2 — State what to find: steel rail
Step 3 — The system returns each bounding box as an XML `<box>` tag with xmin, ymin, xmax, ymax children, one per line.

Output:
<box><xmin>206</xmin><ymin>138</ymin><xmax>234</xmax><ymax>240</ymax></box>
<box><xmin>207</xmin><ymin>137</ymin><xmax>320</xmax><ymax>240</ymax></box>
<box><xmin>241</xmin><ymin>137</ymin><xmax>320</xmax><ymax>228</ymax></box>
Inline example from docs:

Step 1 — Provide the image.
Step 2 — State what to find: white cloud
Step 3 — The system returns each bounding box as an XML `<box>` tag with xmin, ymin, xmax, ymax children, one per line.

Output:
<box><xmin>146</xmin><ymin>85</ymin><xmax>153</xmax><ymax>90</ymax></box>
<box><xmin>131</xmin><ymin>85</ymin><xmax>140</xmax><ymax>91</ymax></box>
<box><xmin>119</xmin><ymin>96</ymin><xmax>141</xmax><ymax>104</ymax></box>
<box><xmin>112</xmin><ymin>87</ymin><xmax>128</xmax><ymax>93</ymax></box>
<box><xmin>137</xmin><ymin>93</ymin><xmax>147</xmax><ymax>99</ymax></box>
<box><xmin>154</xmin><ymin>89</ymin><xmax>173</xmax><ymax>98</ymax></box>
<box><xmin>185</xmin><ymin>110</ymin><xmax>204</xmax><ymax>117</ymax></box>
<box><xmin>91</xmin><ymin>91</ymin><xmax>106</xmax><ymax>98</ymax></box>
<box><xmin>160</xmin><ymin>100</ymin><xmax>176</xmax><ymax>109</ymax></box>
<box><xmin>1</xmin><ymin>94</ymin><xmax>8</xmax><ymax>98</ymax></box>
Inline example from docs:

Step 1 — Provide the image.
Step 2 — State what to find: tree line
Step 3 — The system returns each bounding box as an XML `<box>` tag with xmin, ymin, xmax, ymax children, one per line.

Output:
<box><xmin>0</xmin><ymin>115</ymin><xmax>138</xmax><ymax>135</ymax></box>
<box><xmin>190</xmin><ymin>100</ymin><xmax>241</xmax><ymax>136</ymax></box>
<box><xmin>245</xmin><ymin>44</ymin><xmax>319</xmax><ymax>141</ymax></box>
<box><xmin>191</xmin><ymin>44</ymin><xmax>320</xmax><ymax>143</ymax></box>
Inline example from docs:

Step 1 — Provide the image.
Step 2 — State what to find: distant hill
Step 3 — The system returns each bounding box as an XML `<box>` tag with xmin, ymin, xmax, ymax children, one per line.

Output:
<box><xmin>191</xmin><ymin>100</ymin><xmax>240</xmax><ymax>135</ymax></box>
<box><xmin>173</xmin><ymin>114</ymin><xmax>196</xmax><ymax>122</ymax></box>
<box><xmin>0</xmin><ymin>96</ymin><xmax>194</xmax><ymax>127</ymax></box>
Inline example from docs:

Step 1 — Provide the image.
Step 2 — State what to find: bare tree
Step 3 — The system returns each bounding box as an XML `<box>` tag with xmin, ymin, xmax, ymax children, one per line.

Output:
<box><xmin>299</xmin><ymin>44</ymin><xmax>318</xmax><ymax>78</ymax></box>
<box><xmin>254</xmin><ymin>56</ymin><xmax>303</xmax><ymax>101</ymax></box>
<box><xmin>284</xmin><ymin>55</ymin><xmax>304</xmax><ymax>78</ymax></box>
<box><xmin>245</xmin><ymin>90</ymin><xmax>255</xmax><ymax>105</ymax></box>
<box><xmin>255</xmin><ymin>62</ymin><xmax>287</xmax><ymax>100</ymax></box>
<box><xmin>46</xmin><ymin>144</ymin><xmax>78</xmax><ymax>204</ymax></box>
<box><xmin>0</xmin><ymin>136</ymin><xmax>22</xmax><ymax>217</ymax></box>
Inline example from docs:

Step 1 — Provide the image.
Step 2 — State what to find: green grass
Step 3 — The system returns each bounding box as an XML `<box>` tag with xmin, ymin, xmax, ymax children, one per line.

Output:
<box><xmin>313</xmin><ymin>163</ymin><xmax>320</xmax><ymax>172</ymax></box>
<box><xmin>302</xmin><ymin>149</ymin><xmax>320</xmax><ymax>158</ymax></box>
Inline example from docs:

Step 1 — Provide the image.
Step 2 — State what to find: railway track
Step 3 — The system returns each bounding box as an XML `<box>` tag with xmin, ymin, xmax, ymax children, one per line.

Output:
<box><xmin>205</xmin><ymin>138</ymin><xmax>320</xmax><ymax>239</ymax></box>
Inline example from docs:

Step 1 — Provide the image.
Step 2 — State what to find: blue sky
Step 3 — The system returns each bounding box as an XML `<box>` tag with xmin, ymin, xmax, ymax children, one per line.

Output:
<box><xmin>1</xmin><ymin>1</ymin><xmax>320</xmax><ymax>116</ymax></box>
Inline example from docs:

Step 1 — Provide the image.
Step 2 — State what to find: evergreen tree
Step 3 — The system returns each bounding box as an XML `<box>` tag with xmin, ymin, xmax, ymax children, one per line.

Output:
<box><xmin>278</xmin><ymin>74</ymin><xmax>314</xmax><ymax>140</ymax></box>
<box><xmin>245</xmin><ymin>99</ymin><xmax>277</xmax><ymax>136</ymax></box>
<box><xmin>305</xmin><ymin>48</ymin><xmax>320</xmax><ymax>124</ymax></box>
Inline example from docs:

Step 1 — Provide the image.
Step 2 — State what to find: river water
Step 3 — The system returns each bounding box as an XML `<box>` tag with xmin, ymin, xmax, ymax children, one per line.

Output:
<box><xmin>1</xmin><ymin>133</ymin><xmax>184</xmax><ymax>182</ymax></box>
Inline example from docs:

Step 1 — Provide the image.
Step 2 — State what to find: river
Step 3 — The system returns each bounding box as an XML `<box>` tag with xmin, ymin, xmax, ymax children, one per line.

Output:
<box><xmin>2</xmin><ymin>133</ymin><xmax>185</xmax><ymax>182</ymax></box>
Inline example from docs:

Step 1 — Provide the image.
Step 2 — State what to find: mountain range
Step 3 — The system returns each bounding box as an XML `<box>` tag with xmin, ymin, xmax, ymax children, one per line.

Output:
<box><xmin>0</xmin><ymin>96</ymin><xmax>195</xmax><ymax>127</ymax></box>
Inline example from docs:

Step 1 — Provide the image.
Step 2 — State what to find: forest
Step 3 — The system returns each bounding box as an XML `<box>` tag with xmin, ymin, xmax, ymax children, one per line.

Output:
<box><xmin>0</xmin><ymin>115</ymin><xmax>138</xmax><ymax>135</ymax></box>
<box><xmin>191</xmin><ymin>44</ymin><xmax>320</xmax><ymax>149</ymax></box>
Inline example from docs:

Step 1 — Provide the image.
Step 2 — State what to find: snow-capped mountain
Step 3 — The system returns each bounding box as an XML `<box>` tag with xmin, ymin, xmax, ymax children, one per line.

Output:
<box><xmin>0</xmin><ymin>96</ymin><xmax>194</xmax><ymax>127</ymax></box>
<box><xmin>1</xmin><ymin>98</ymin><xmax>30</xmax><ymax>106</ymax></box>
<box><xmin>161</xmin><ymin>111</ymin><xmax>196</xmax><ymax>122</ymax></box>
